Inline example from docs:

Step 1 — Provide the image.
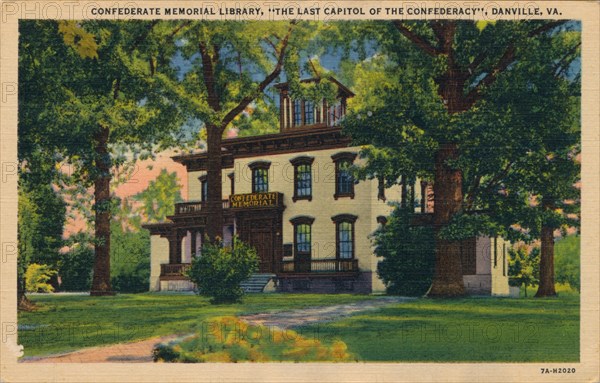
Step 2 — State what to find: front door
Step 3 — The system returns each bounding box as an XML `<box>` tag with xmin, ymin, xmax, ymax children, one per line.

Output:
<box><xmin>248</xmin><ymin>229</ymin><xmax>274</xmax><ymax>273</ymax></box>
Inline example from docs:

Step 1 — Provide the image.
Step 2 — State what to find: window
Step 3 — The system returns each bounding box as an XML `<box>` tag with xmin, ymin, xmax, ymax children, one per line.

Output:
<box><xmin>377</xmin><ymin>176</ymin><xmax>386</xmax><ymax>201</ymax></box>
<box><xmin>290</xmin><ymin>156</ymin><xmax>314</xmax><ymax>201</ymax></box>
<box><xmin>332</xmin><ymin>214</ymin><xmax>357</xmax><ymax>259</ymax></box>
<box><xmin>296</xmin><ymin>223</ymin><xmax>311</xmax><ymax>254</ymax></box>
<box><xmin>331</xmin><ymin>152</ymin><xmax>357</xmax><ymax>199</ymax></box>
<box><xmin>376</xmin><ymin>216</ymin><xmax>388</xmax><ymax>226</ymax></box>
<box><xmin>293</xmin><ymin>99</ymin><xmax>302</xmax><ymax>126</ymax></box>
<box><xmin>493</xmin><ymin>237</ymin><xmax>498</xmax><ymax>267</ymax></box>
<box><xmin>199</xmin><ymin>175</ymin><xmax>208</xmax><ymax>202</ymax></box>
<box><xmin>304</xmin><ymin>101</ymin><xmax>314</xmax><ymax>125</ymax></box>
<box><xmin>502</xmin><ymin>242</ymin><xmax>507</xmax><ymax>276</ymax></box>
<box><xmin>249</xmin><ymin>161</ymin><xmax>271</xmax><ymax>193</ymax></box>
<box><xmin>290</xmin><ymin>216</ymin><xmax>314</xmax><ymax>272</ymax></box>
<box><xmin>328</xmin><ymin>101</ymin><xmax>343</xmax><ymax>126</ymax></box>
<box><xmin>228</xmin><ymin>172</ymin><xmax>235</xmax><ymax>196</ymax></box>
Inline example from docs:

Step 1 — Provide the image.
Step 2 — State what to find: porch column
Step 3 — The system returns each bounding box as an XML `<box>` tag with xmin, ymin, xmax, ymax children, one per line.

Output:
<box><xmin>401</xmin><ymin>175</ymin><xmax>408</xmax><ymax>208</ymax></box>
<box><xmin>420</xmin><ymin>180</ymin><xmax>428</xmax><ymax>213</ymax></box>
<box><xmin>190</xmin><ymin>230</ymin><xmax>197</xmax><ymax>257</ymax></box>
<box><xmin>167</xmin><ymin>230</ymin><xmax>183</xmax><ymax>264</ymax></box>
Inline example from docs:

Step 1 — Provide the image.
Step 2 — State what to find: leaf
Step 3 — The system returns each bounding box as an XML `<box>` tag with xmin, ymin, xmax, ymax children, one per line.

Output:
<box><xmin>57</xmin><ymin>21</ymin><xmax>99</xmax><ymax>59</ymax></box>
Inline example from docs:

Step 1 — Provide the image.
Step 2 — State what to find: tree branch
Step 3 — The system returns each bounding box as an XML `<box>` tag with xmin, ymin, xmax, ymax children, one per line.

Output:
<box><xmin>130</xmin><ymin>20</ymin><xmax>160</xmax><ymax>53</ymax></box>
<box><xmin>219</xmin><ymin>22</ymin><xmax>297</xmax><ymax>130</ymax></box>
<box><xmin>554</xmin><ymin>41</ymin><xmax>581</xmax><ymax>78</ymax></box>
<box><xmin>199</xmin><ymin>42</ymin><xmax>220</xmax><ymax>112</ymax></box>
<box><xmin>169</xmin><ymin>20</ymin><xmax>192</xmax><ymax>38</ymax></box>
<box><xmin>113</xmin><ymin>78</ymin><xmax>121</xmax><ymax>100</ymax></box>
<box><xmin>465</xmin><ymin>21</ymin><xmax>567</xmax><ymax>106</ymax></box>
<box><xmin>392</xmin><ymin>21</ymin><xmax>439</xmax><ymax>57</ymax></box>
<box><xmin>464</xmin><ymin>174</ymin><xmax>482</xmax><ymax>211</ymax></box>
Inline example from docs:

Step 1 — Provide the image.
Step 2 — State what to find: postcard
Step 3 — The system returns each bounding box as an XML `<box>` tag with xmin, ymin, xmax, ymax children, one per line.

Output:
<box><xmin>1</xmin><ymin>1</ymin><xmax>598</xmax><ymax>382</ymax></box>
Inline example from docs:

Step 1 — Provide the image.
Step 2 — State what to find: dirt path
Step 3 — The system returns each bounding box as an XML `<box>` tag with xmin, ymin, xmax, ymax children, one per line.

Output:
<box><xmin>20</xmin><ymin>296</ymin><xmax>411</xmax><ymax>363</ymax></box>
<box><xmin>239</xmin><ymin>296</ymin><xmax>413</xmax><ymax>328</ymax></box>
<box><xmin>20</xmin><ymin>335</ymin><xmax>179</xmax><ymax>363</ymax></box>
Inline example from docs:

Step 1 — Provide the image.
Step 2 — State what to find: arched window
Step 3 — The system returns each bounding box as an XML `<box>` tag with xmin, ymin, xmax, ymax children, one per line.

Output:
<box><xmin>249</xmin><ymin>161</ymin><xmax>271</xmax><ymax>193</ymax></box>
<box><xmin>332</xmin><ymin>214</ymin><xmax>357</xmax><ymax>259</ymax></box>
<box><xmin>290</xmin><ymin>156</ymin><xmax>314</xmax><ymax>201</ymax></box>
<box><xmin>331</xmin><ymin>152</ymin><xmax>357</xmax><ymax>199</ymax></box>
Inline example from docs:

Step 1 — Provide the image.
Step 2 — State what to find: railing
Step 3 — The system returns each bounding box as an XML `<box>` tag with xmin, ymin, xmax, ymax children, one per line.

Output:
<box><xmin>280</xmin><ymin>259</ymin><xmax>359</xmax><ymax>273</ymax></box>
<box><xmin>174</xmin><ymin>200</ymin><xmax>230</xmax><ymax>215</ymax></box>
<box><xmin>160</xmin><ymin>263</ymin><xmax>191</xmax><ymax>277</ymax></box>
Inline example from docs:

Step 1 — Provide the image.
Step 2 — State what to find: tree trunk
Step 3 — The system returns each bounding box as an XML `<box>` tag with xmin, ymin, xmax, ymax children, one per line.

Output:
<box><xmin>91</xmin><ymin>125</ymin><xmax>114</xmax><ymax>296</ymax></box>
<box><xmin>205</xmin><ymin>124</ymin><xmax>224</xmax><ymax>242</ymax></box>
<box><xmin>17</xmin><ymin>269</ymin><xmax>35</xmax><ymax>311</ymax></box>
<box><xmin>535</xmin><ymin>222</ymin><xmax>557</xmax><ymax>297</ymax></box>
<box><xmin>427</xmin><ymin>143</ymin><xmax>466</xmax><ymax>297</ymax></box>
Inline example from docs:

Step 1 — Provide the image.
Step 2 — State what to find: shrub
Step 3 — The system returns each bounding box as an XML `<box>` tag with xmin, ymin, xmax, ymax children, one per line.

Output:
<box><xmin>58</xmin><ymin>241</ymin><xmax>94</xmax><ymax>291</ymax></box>
<box><xmin>555</xmin><ymin>235</ymin><xmax>580</xmax><ymax>292</ymax></box>
<box><xmin>110</xmin><ymin>222</ymin><xmax>150</xmax><ymax>293</ymax></box>
<box><xmin>153</xmin><ymin>316</ymin><xmax>354</xmax><ymax>362</ymax></box>
<box><xmin>25</xmin><ymin>263</ymin><xmax>57</xmax><ymax>293</ymax></box>
<box><xmin>186</xmin><ymin>237</ymin><xmax>259</xmax><ymax>304</ymax></box>
<box><xmin>374</xmin><ymin>207</ymin><xmax>436</xmax><ymax>296</ymax></box>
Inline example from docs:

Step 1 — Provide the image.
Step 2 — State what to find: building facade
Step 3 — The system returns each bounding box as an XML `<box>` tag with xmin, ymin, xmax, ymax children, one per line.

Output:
<box><xmin>144</xmin><ymin>78</ymin><xmax>509</xmax><ymax>295</ymax></box>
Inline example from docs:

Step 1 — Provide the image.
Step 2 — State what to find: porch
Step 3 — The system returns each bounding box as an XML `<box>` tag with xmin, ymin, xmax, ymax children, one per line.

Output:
<box><xmin>158</xmin><ymin>258</ymin><xmax>360</xmax><ymax>281</ymax></box>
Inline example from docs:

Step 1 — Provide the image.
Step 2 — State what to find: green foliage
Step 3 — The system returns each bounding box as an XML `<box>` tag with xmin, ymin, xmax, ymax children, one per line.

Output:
<box><xmin>153</xmin><ymin>316</ymin><xmax>353</xmax><ymax>362</ymax></box>
<box><xmin>233</xmin><ymin>99</ymin><xmax>280</xmax><ymax>137</ymax></box>
<box><xmin>58</xmin><ymin>234</ymin><xmax>94</xmax><ymax>291</ymax></box>
<box><xmin>110</xmin><ymin>222</ymin><xmax>151</xmax><ymax>293</ymax></box>
<box><xmin>374</xmin><ymin>208</ymin><xmax>436</xmax><ymax>296</ymax></box>
<box><xmin>25</xmin><ymin>264</ymin><xmax>57</xmax><ymax>293</ymax></box>
<box><xmin>19</xmin><ymin>20</ymin><xmax>185</xmax><ymax>187</ymax></box>
<box><xmin>133</xmin><ymin>169</ymin><xmax>183</xmax><ymax>223</ymax></box>
<box><xmin>337</xmin><ymin>21</ymin><xmax>580</xmax><ymax>244</ymax></box>
<box><xmin>18</xmin><ymin>184</ymin><xmax>65</xmax><ymax>301</ymax></box>
<box><xmin>18</xmin><ymin>185</ymin><xmax>66</xmax><ymax>268</ymax></box>
<box><xmin>555</xmin><ymin>235</ymin><xmax>580</xmax><ymax>291</ymax></box>
<box><xmin>508</xmin><ymin>246</ymin><xmax>540</xmax><ymax>297</ymax></box>
<box><xmin>186</xmin><ymin>237</ymin><xmax>258</xmax><ymax>304</ymax></box>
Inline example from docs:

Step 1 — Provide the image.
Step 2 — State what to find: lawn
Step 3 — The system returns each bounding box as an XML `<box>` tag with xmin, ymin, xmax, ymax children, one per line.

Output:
<box><xmin>18</xmin><ymin>293</ymin><xmax>375</xmax><ymax>357</ymax></box>
<box><xmin>19</xmin><ymin>288</ymin><xmax>579</xmax><ymax>362</ymax></box>
<box><xmin>300</xmin><ymin>287</ymin><xmax>580</xmax><ymax>362</ymax></box>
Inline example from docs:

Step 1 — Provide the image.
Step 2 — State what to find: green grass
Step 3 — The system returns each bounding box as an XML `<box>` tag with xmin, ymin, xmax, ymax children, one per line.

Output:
<box><xmin>301</xmin><ymin>287</ymin><xmax>580</xmax><ymax>362</ymax></box>
<box><xmin>18</xmin><ymin>293</ymin><xmax>375</xmax><ymax>357</ymax></box>
<box><xmin>19</xmin><ymin>289</ymin><xmax>579</xmax><ymax>362</ymax></box>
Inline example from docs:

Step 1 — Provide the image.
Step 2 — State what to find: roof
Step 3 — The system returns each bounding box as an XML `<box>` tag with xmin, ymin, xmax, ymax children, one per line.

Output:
<box><xmin>274</xmin><ymin>77</ymin><xmax>355</xmax><ymax>97</ymax></box>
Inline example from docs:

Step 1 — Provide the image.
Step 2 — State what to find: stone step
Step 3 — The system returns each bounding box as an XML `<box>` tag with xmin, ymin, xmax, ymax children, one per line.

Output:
<box><xmin>240</xmin><ymin>273</ymin><xmax>276</xmax><ymax>293</ymax></box>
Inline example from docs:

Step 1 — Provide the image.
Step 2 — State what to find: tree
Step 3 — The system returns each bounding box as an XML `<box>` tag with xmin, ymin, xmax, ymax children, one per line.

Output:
<box><xmin>554</xmin><ymin>235</ymin><xmax>580</xmax><ymax>292</ymax></box>
<box><xmin>508</xmin><ymin>246</ymin><xmax>540</xmax><ymax>297</ymax></box>
<box><xmin>479</xmin><ymin>28</ymin><xmax>581</xmax><ymax>297</ymax></box>
<box><xmin>17</xmin><ymin>185</ymin><xmax>65</xmax><ymax>308</ymax></box>
<box><xmin>133</xmin><ymin>169</ymin><xmax>183</xmax><ymax>223</ymax></box>
<box><xmin>19</xmin><ymin>20</ymin><xmax>184</xmax><ymax>295</ymax></box>
<box><xmin>338</xmin><ymin>20</ymin><xmax>578</xmax><ymax>297</ymax></box>
<box><xmin>161</xmin><ymin>21</ymin><xmax>312</xmax><ymax>241</ymax></box>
